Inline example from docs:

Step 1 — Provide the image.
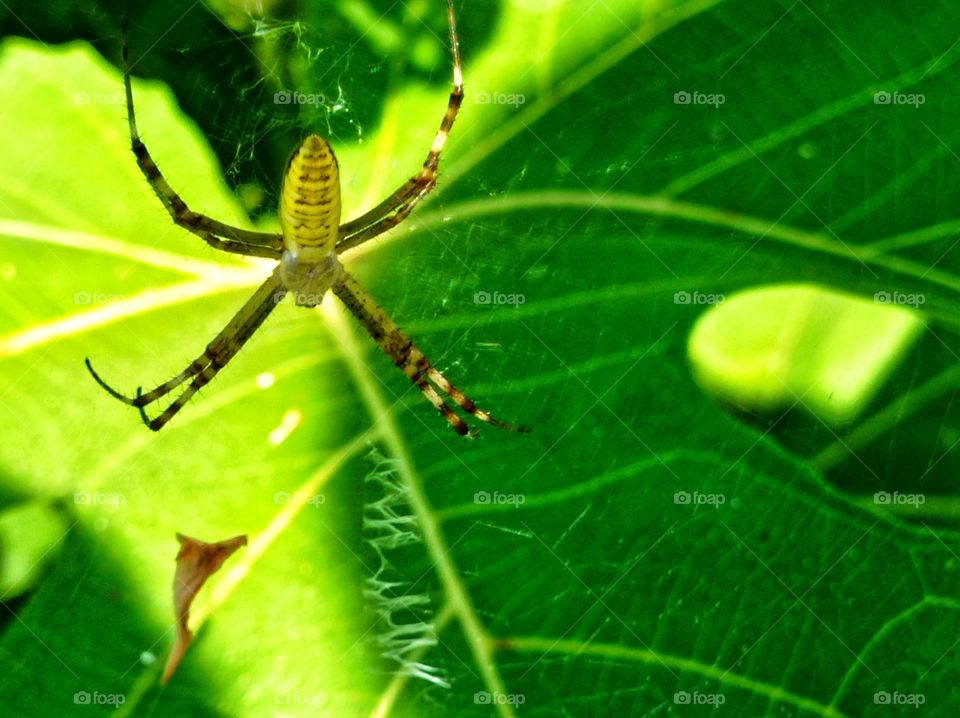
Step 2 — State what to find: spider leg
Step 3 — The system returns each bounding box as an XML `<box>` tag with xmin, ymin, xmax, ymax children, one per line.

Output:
<box><xmin>335</xmin><ymin>196</ymin><xmax>420</xmax><ymax>255</ymax></box>
<box><xmin>335</xmin><ymin>0</ymin><xmax>463</xmax><ymax>255</ymax></box>
<box><xmin>84</xmin><ymin>358</ymin><xmax>142</xmax><ymax>405</ymax></box>
<box><xmin>332</xmin><ymin>269</ymin><xmax>528</xmax><ymax>436</ymax></box>
<box><xmin>87</xmin><ymin>268</ymin><xmax>286</xmax><ymax>430</ymax></box>
<box><xmin>121</xmin><ymin>19</ymin><xmax>283</xmax><ymax>258</ymax></box>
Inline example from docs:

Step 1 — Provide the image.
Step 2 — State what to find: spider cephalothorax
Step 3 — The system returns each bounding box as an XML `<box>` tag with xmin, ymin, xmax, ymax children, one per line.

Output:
<box><xmin>86</xmin><ymin>1</ymin><xmax>528</xmax><ymax>437</ymax></box>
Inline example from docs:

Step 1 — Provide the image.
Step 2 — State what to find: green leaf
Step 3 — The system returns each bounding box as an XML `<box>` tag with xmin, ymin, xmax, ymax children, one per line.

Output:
<box><xmin>2</xmin><ymin>1</ymin><xmax>960</xmax><ymax>717</ymax></box>
<box><xmin>687</xmin><ymin>285</ymin><xmax>925</xmax><ymax>425</ymax></box>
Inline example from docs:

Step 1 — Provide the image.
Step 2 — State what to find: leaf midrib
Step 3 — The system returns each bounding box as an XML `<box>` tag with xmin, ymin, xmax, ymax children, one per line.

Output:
<box><xmin>10</xmin><ymin>186</ymin><xmax>960</xmax><ymax>362</ymax></box>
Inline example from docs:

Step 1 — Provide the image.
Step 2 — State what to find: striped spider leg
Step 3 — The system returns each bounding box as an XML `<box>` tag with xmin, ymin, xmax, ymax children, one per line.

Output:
<box><xmin>87</xmin><ymin>1</ymin><xmax>529</xmax><ymax>437</ymax></box>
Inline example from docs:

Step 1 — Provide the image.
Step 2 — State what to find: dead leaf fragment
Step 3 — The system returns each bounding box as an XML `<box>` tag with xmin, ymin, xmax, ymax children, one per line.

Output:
<box><xmin>161</xmin><ymin>532</ymin><xmax>247</xmax><ymax>684</ymax></box>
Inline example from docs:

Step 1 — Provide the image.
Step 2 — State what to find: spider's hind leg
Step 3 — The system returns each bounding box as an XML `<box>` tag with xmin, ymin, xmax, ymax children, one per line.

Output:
<box><xmin>85</xmin><ymin>356</ymin><xmax>207</xmax><ymax>431</ymax></box>
<box><xmin>86</xmin><ymin>269</ymin><xmax>286</xmax><ymax>431</ymax></box>
<box><xmin>332</xmin><ymin>269</ymin><xmax>528</xmax><ymax>436</ymax></box>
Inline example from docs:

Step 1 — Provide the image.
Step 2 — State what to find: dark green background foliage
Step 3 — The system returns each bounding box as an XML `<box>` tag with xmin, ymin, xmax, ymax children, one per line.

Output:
<box><xmin>0</xmin><ymin>0</ymin><xmax>959</xmax><ymax>716</ymax></box>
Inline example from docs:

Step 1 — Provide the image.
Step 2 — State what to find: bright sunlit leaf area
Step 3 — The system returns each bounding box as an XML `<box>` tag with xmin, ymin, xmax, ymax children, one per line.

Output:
<box><xmin>1</xmin><ymin>0</ymin><xmax>960</xmax><ymax>716</ymax></box>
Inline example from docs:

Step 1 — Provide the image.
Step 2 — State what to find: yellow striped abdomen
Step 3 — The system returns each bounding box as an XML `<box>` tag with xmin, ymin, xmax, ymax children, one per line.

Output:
<box><xmin>280</xmin><ymin>134</ymin><xmax>341</xmax><ymax>253</ymax></box>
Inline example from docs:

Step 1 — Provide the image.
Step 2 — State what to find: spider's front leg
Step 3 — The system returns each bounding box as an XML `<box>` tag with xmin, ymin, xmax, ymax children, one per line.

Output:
<box><xmin>120</xmin><ymin>17</ymin><xmax>283</xmax><ymax>257</ymax></box>
<box><xmin>335</xmin><ymin>0</ymin><xmax>464</xmax><ymax>255</ymax></box>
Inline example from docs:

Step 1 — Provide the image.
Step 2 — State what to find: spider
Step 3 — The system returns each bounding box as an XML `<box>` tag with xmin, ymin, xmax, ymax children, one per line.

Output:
<box><xmin>85</xmin><ymin>1</ymin><xmax>528</xmax><ymax>437</ymax></box>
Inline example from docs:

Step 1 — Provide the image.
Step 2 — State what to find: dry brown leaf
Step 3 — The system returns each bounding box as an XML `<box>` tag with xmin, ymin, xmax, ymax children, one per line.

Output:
<box><xmin>161</xmin><ymin>533</ymin><xmax>247</xmax><ymax>684</ymax></box>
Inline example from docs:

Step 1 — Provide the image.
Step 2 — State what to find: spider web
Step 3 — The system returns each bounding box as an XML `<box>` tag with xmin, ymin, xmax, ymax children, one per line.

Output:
<box><xmin>2</xmin><ymin>1</ymin><xmax>960</xmax><ymax>717</ymax></box>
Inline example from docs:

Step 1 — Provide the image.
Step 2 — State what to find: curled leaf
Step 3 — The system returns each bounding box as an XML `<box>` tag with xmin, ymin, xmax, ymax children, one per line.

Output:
<box><xmin>161</xmin><ymin>533</ymin><xmax>247</xmax><ymax>684</ymax></box>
